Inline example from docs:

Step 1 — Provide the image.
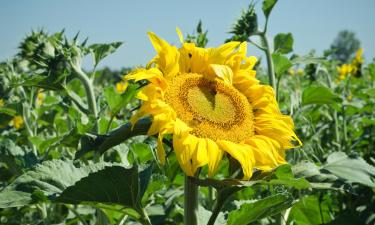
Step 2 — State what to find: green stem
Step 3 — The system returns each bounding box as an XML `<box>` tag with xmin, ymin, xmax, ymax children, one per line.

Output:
<box><xmin>74</xmin><ymin>67</ymin><xmax>99</xmax><ymax>133</ymax></box>
<box><xmin>207</xmin><ymin>200</ymin><xmax>221</xmax><ymax>225</ymax></box>
<box><xmin>140</xmin><ymin>208</ymin><xmax>152</xmax><ymax>225</ymax></box>
<box><xmin>184</xmin><ymin>175</ymin><xmax>199</xmax><ymax>225</ymax></box>
<box><xmin>259</xmin><ymin>33</ymin><xmax>277</xmax><ymax>93</ymax></box>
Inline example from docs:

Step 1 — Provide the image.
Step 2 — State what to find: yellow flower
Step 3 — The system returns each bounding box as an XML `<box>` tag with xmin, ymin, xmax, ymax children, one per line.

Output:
<box><xmin>116</xmin><ymin>82</ymin><xmax>128</xmax><ymax>94</ymax></box>
<box><xmin>0</xmin><ymin>99</ymin><xmax>4</xmax><ymax>107</ymax></box>
<box><xmin>126</xmin><ymin>32</ymin><xmax>301</xmax><ymax>179</ymax></box>
<box><xmin>37</xmin><ymin>92</ymin><xmax>45</xmax><ymax>106</ymax></box>
<box><xmin>297</xmin><ymin>68</ymin><xmax>304</xmax><ymax>76</ymax></box>
<box><xmin>12</xmin><ymin>116</ymin><xmax>24</xmax><ymax>130</ymax></box>
<box><xmin>351</xmin><ymin>48</ymin><xmax>363</xmax><ymax>77</ymax></box>
<box><xmin>288</xmin><ymin>68</ymin><xmax>295</xmax><ymax>76</ymax></box>
<box><xmin>354</xmin><ymin>48</ymin><xmax>364</xmax><ymax>64</ymax></box>
<box><xmin>346</xmin><ymin>94</ymin><xmax>352</xmax><ymax>102</ymax></box>
<box><xmin>337</xmin><ymin>64</ymin><xmax>353</xmax><ymax>80</ymax></box>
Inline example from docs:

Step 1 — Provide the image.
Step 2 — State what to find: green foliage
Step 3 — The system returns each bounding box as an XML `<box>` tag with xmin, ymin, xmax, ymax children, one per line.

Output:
<box><xmin>89</xmin><ymin>42</ymin><xmax>122</xmax><ymax>68</ymax></box>
<box><xmin>274</xmin><ymin>33</ymin><xmax>294</xmax><ymax>54</ymax></box>
<box><xmin>186</xmin><ymin>20</ymin><xmax>209</xmax><ymax>47</ymax></box>
<box><xmin>0</xmin><ymin>3</ymin><xmax>374</xmax><ymax>225</ymax></box>
<box><xmin>302</xmin><ymin>85</ymin><xmax>342</xmax><ymax>106</ymax></box>
<box><xmin>228</xmin><ymin>2</ymin><xmax>258</xmax><ymax>42</ymax></box>
<box><xmin>227</xmin><ymin>193</ymin><xmax>293</xmax><ymax>225</ymax></box>
<box><xmin>262</xmin><ymin>0</ymin><xmax>278</xmax><ymax>18</ymax></box>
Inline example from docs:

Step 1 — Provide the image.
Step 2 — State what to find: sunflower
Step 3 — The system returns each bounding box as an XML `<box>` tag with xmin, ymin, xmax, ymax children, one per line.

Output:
<box><xmin>126</xmin><ymin>30</ymin><xmax>301</xmax><ymax>179</ymax></box>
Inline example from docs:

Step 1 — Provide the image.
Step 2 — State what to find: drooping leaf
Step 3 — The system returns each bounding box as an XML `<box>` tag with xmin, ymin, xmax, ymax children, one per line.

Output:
<box><xmin>322</xmin><ymin>152</ymin><xmax>375</xmax><ymax>188</ymax></box>
<box><xmin>262</xmin><ymin>0</ymin><xmax>278</xmax><ymax>18</ymax></box>
<box><xmin>90</xmin><ymin>42</ymin><xmax>122</xmax><ymax>68</ymax></box>
<box><xmin>302</xmin><ymin>85</ymin><xmax>342</xmax><ymax>106</ymax></box>
<box><xmin>227</xmin><ymin>193</ymin><xmax>293</xmax><ymax>225</ymax></box>
<box><xmin>274</xmin><ymin>33</ymin><xmax>294</xmax><ymax>54</ymax></box>
<box><xmin>57</xmin><ymin>165</ymin><xmax>152</xmax><ymax>209</ymax></box>
<box><xmin>0</xmin><ymin>160</ymin><xmax>111</xmax><ymax>208</ymax></box>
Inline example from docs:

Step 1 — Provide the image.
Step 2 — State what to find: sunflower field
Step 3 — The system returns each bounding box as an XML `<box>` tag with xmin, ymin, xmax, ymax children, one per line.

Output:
<box><xmin>0</xmin><ymin>1</ymin><xmax>374</xmax><ymax>225</ymax></box>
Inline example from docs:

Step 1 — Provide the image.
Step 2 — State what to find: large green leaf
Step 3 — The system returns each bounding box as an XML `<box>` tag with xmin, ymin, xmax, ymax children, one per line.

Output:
<box><xmin>0</xmin><ymin>191</ymin><xmax>32</xmax><ymax>208</ymax></box>
<box><xmin>227</xmin><ymin>193</ymin><xmax>293</xmax><ymax>225</ymax></box>
<box><xmin>288</xmin><ymin>195</ymin><xmax>332</xmax><ymax>225</ymax></box>
<box><xmin>90</xmin><ymin>42</ymin><xmax>122</xmax><ymax>68</ymax></box>
<box><xmin>322</xmin><ymin>152</ymin><xmax>375</xmax><ymax>188</ymax></box>
<box><xmin>302</xmin><ymin>85</ymin><xmax>342</xmax><ymax>106</ymax></box>
<box><xmin>57</xmin><ymin>165</ymin><xmax>152</xmax><ymax>210</ymax></box>
<box><xmin>274</xmin><ymin>33</ymin><xmax>294</xmax><ymax>54</ymax></box>
<box><xmin>0</xmin><ymin>160</ymin><xmax>110</xmax><ymax>208</ymax></box>
<box><xmin>262</xmin><ymin>0</ymin><xmax>278</xmax><ymax>18</ymax></box>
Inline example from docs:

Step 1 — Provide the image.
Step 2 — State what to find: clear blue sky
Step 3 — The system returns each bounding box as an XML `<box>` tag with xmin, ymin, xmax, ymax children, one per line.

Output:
<box><xmin>1</xmin><ymin>0</ymin><xmax>374</xmax><ymax>70</ymax></box>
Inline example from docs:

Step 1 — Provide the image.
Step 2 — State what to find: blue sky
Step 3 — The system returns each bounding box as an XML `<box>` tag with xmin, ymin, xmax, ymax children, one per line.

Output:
<box><xmin>1</xmin><ymin>0</ymin><xmax>374</xmax><ymax>69</ymax></box>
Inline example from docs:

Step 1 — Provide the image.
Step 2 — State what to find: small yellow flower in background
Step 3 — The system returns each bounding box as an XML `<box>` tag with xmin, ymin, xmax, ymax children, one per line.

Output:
<box><xmin>346</xmin><ymin>94</ymin><xmax>352</xmax><ymax>102</ymax></box>
<box><xmin>288</xmin><ymin>68</ymin><xmax>295</xmax><ymax>76</ymax></box>
<box><xmin>297</xmin><ymin>68</ymin><xmax>304</xmax><ymax>76</ymax></box>
<box><xmin>12</xmin><ymin>116</ymin><xmax>24</xmax><ymax>130</ymax></box>
<box><xmin>126</xmin><ymin>31</ymin><xmax>301</xmax><ymax>179</ymax></box>
<box><xmin>354</xmin><ymin>48</ymin><xmax>364</xmax><ymax>64</ymax></box>
<box><xmin>116</xmin><ymin>81</ymin><xmax>128</xmax><ymax>94</ymax></box>
<box><xmin>337</xmin><ymin>64</ymin><xmax>353</xmax><ymax>81</ymax></box>
<box><xmin>36</xmin><ymin>92</ymin><xmax>45</xmax><ymax>106</ymax></box>
<box><xmin>351</xmin><ymin>48</ymin><xmax>363</xmax><ymax>77</ymax></box>
<box><xmin>0</xmin><ymin>99</ymin><xmax>4</xmax><ymax>107</ymax></box>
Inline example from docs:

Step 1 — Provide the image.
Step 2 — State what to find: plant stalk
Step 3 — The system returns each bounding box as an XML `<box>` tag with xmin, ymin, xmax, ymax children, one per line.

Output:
<box><xmin>184</xmin><ymin>175</ymin><xmax>199</xmax><ymax>225</ymax></box>
<box><xmin>259</xmin><ymin>33</ymin><xmax>277</xmax><ymax>93</ymax></box>
<box><xmin>75</xmin><ymin>68</ymin><xmax>99</xmax><ymax>133</ymax></box>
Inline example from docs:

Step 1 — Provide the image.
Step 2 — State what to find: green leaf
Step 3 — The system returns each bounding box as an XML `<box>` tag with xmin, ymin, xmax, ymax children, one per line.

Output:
<box><xmin>272</xmin><ymin>53</ymin><xmax>292</xmax><ymax>76</ymax></box>
<box><xmin>302</xmin><ymin>85</ymin><xmax>342</xmax><ymax>106</ymax></box>
<box><xmin>0</xmin><ymin>160</ymin><xmax>111</xmax><ymax>208</ymax></box>
<box><xmin>227</xmin><ymin>193</ymin><xmax>293</xmax><ymax>225</ymax></box>
<box><xmin>90</xmin><ymin>42</ymin><xmax>122</xmax><ymax>68</ymax></box>
<box><xmin>274</xmin><ymin>33</ymin><xmax>294</xmax><ymax>54</ymax></box>
<box><xmin>57</xmin><ymin>165</ymin><xmax>152</xmax><ymax>209</ymax></box>
<box><xmin>262</xmin><ymin>0</ymin><xmax>278</xmax><ymax>18</ymax></box>
<box><xmin>322</xmin><ymin>152</ymin><xmax>375</xmax><ymax>188</ymax></box>
<box><xmin>288</xmin><ymin>195</ymin><xmax>332</xmax><ymax>225</ymax></box>
<box><xmin>0</xmin><ymin>107</ymin><xmax>17</xmax><ymax>116</ymax></box>
<box><xmin>268</xmin><ymin>164</ymin><xmax>311</xmax><ymax>189</ymax></box>
<box><xmin>103</xmin><ymin>83</ymin><xmax>138</xmax><ymax>114</ymax></box>
<box><xmin>0</xmin><ymin>190</ymin><xmax>32</xmax><ymax>208</ymax></box>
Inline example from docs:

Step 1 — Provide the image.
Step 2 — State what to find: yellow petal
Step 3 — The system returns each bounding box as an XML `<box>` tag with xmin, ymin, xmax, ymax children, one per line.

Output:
<box><xmin>176</xmin><ymin>27</ymin><xmax>184</xmax><ymax>43</ymax></box>
<box><xmin>210</xmin><ymin>64</ymin><xmax>233</xmax><ymax>84</ymax></box>
<box><xmin>191</xmin><ymin>138</ymin><xmax>209</xmax><ymax>173</ymax></box>
<box><xmin>216</xmin><ymin>140</ymin><xmax>254</xmax><ymax>180</ymax></box>
<box><xmin>206</xmin><ymin>139</ymin><xmax>223</xmax><ymax>177</ymax></box>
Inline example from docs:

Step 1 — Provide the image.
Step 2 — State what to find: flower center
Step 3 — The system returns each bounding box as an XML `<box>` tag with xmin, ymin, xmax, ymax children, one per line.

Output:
<box><xmin>165</xmin><ymin>73</ymin><xmax>254</xmax><ymax>143</ymax></box>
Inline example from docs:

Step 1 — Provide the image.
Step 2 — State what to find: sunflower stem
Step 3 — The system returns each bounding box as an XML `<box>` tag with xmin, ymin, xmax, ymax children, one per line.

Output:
<box><xmin>74</xmin><ymin>67</ymin><xmax>99</xmax><ymax>133</ymax></box>
<box><xmin>259</xmin><ymin>33</ymin><xmax>277</xmax><ymax>93</ymax></box>
<box><xmin>184</xmin><ymin>175</ymin><xmax>199</xmax><ymax>225</ymax></box>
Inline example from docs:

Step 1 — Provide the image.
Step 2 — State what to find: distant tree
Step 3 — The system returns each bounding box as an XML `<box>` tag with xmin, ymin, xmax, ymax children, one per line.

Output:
<box><xmin>330</xmin><ymin>30</ymin><xmax>360</xmax><ymax>63</ymax></box>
